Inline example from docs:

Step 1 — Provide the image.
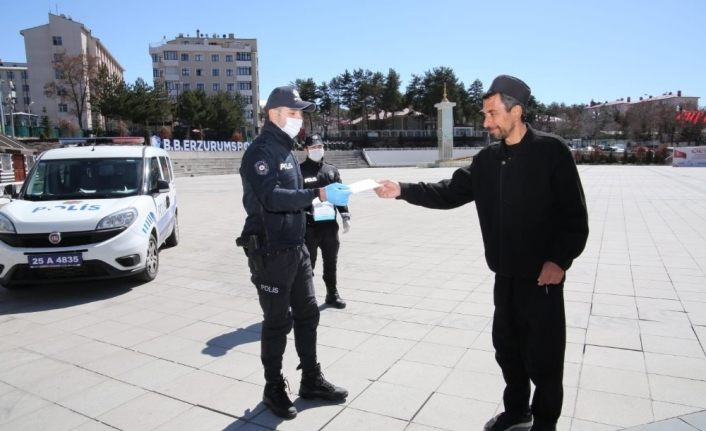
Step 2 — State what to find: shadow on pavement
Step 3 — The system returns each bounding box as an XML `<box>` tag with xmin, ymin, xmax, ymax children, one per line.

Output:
<box><xmin>0</xmin><ymin>279</ymin><xmax>137</xmax><ymax>315</ymax></box>
<box><xmin>202</xmin><ymin>322</ymin><xmax>262</xmax><ymax>357</ymax></box>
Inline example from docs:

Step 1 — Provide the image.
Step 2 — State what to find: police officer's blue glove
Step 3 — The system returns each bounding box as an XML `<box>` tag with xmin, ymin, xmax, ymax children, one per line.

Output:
<box><xmin>323</xmin><ymin>183</ymin><xmax>352</xmax><ymax>206</ymax></box>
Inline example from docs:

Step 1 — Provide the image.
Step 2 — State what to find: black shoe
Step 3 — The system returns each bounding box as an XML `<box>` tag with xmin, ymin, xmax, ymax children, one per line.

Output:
<box><xmin>325</xmin><ymin>289</ymin><xmax>346</xmax><ymax>309</ymax></box>
<box><xmin>263</xmin><ymin>377</ymin><xmax>297</xmax><ymax>419</ymax></box>
<box><xmin>299</xmin><ymin>363</ymin><xmax>348</xmax><ymax>401</ymax></box>
<box><xmin>484</xmin><ymin>411</ymin><xmax>533</xmax><ymax>431</ymax></box>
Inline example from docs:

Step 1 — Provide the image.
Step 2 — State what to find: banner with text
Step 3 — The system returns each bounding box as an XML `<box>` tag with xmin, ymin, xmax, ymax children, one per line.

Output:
<box><xmin>672</xmin><ymin>146</ymin><xmax>706</xmax><ymax>167</ymax></box>
<box><xmin>162</xmin><ymin>139</ymin><xmax>251</xmax><ymax>152</ymax></box>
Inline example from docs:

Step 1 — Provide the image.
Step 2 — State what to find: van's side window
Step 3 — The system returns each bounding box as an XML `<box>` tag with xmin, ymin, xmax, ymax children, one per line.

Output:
<box><xmin>158</xmin><ymin>156</ymin><xmax>172</xmax><ymax>182</ymax></box>
<box><xmin>146</xmin><ymin>157</ymin><xmax>161</xmax><ymax>192</ymax></box>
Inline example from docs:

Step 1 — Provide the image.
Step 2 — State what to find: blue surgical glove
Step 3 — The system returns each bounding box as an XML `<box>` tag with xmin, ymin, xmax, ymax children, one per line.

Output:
<box><xmin>323</xmin><ymin>183</ymin><xmax>352</xmax><ymax>206</ymax></box>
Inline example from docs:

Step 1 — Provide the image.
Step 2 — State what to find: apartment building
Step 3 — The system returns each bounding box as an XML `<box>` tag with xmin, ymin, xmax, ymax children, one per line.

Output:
<box><xmin>586</xmin><ymin>90</ymin><xmax>699</xmax><ymax>114</ymax></box>
<box><xmin>0</xmin><ymin>61</ymin><xmax>32</xmax><ymax>134</ymax></box>
<box><xmin>20</xmin><ymin>13</ymin><xmax>124</xmax><ymax>132</ymax></box>
<box><xmin>149</xmin><ymin>30</ymin><xmax>259</xmax><ymax>138</ymax></box>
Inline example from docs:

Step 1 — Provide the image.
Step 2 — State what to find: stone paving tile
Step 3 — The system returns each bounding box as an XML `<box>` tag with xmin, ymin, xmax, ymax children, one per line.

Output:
<box><xmin>1</xmin><ymin>166</ymin><xmax>706</xmax><ymax>430</ymax></box>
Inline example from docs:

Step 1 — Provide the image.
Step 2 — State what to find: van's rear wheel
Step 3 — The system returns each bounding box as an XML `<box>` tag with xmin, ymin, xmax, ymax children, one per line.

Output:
<box><xmin>136</xmin><ymin>235</ymin><xmax>159</xmax><ymax>282</ymax></box>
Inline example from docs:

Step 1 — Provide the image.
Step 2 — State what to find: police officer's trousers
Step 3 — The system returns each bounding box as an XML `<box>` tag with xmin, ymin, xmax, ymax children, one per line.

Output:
<box><xmin>492</xmin><ymin>274</ymin><xmax>566</xmax><ymax>428</ymax></box>
<box><xmin>248</xmin><ymin>245</ymin><xmax>320</xmax><ymax>382</ymax></box>
<box><xmin>304</xmin><ymin>223</ymin><xmax>340</xmax><ymax>289</ymax></box>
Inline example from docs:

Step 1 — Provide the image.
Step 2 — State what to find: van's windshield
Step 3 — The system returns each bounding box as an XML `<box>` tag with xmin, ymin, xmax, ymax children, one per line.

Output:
<box><xmin>23</xmin><ymin>158</ymin><xmax>143</xmax><ymax>201</ymax></box>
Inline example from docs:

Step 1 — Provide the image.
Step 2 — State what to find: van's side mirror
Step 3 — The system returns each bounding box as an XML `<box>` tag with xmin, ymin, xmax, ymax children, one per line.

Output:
<box><xmin>156</xmin><ymin>179</ymin><xmax>170</xmax><ymax>194</ymax></box>
<box><xmin>3</xmin><ymin>184</ymin><xmax>18</xmax><ymax>198</ymax></box>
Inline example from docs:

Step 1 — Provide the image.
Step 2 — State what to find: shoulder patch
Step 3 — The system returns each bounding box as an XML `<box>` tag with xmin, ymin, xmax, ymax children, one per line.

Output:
<box><xmin>328</xmin><ymin>170</ymin><xmax>336</xmax><ymax>181</ymax></box>
<box><xmin>254</xmin><ymin>160</ymin><xmax>270</xmax><ymax>175</ymax></box>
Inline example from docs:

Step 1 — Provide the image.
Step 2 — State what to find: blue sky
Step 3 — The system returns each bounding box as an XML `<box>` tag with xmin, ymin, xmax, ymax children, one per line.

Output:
<box><xmin>1</xmin><ymin>0</ymin><xmax>704</xmax><ymax>107</ymax></box>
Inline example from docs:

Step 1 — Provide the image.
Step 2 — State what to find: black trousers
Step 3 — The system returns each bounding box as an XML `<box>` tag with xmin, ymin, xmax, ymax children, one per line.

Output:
<box><xmin>248</xmin><ymin>245</ymin><xmax>320</xmax><ymax>382</ymax></box>
<box><xmin>304</xmin><ymin>222</ymin><xmax>340</xmax><ymax>289</ymax></box>
<box><xmin>492</xmin><ymin>274</ymin><xmax>566</xmax><ymax>427</ymax></box>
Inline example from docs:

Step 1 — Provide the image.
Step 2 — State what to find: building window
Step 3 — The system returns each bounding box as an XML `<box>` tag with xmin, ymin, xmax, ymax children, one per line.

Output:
<box><xmin>196</xmin><ymin>69</ymin><xmax>202</xmax><ymax>76</ymax></box>
<box><xmin>212</xmin><ymin>83</ymin><xmax>220</xmax><ymax>91</ymax></box>
<box><xmin>226</xmin><ymin>69</ymin><xmax>233</xmax><ymax>77</ymax></box>
<box><xmin>180</xmin><ymin>53</ymin><xmax>189</xmax><ymax>61</ymax></box>
<box><xmin>151</xmin><ymin>54</ymin><xmax>159</xmax><ymax>63</ymax></box>
<box><xmin>245</xmin><ymin>109</ymin><xmax>253</xmax><ymax>119</ymax></box>
<box><xmin>164</xmin><ymin>51</ymin><xmax>178</xmax><ymax>60</ymax></box>
<box><xmin>153</xmin><ymin>68</ymin><xmax>160</xmax><ymax>78</ymax></box>
<box><xmin>7</xmin><ymin>71</ymin><xmax>14</xmax><ymax>80</ymax></box>
<box><xmin>21</xmin><ymin>70</ymin><xmax>28</xmax><ymax>79</ymax></box>
<box><xmin>238</xmin><ymin>82</ymin><xmax>252</xmax><ymax>90</ymax></box>
<box><xmin>211</xmin><ymin>54</ymin><xmax>220</xmax><ymax>62</ymax></box>
<box><xmin>196</xmin><ymin>83</ymin><xmax>204</xmax><ymax>91</ymax></box>
<box><xmin>195</xmin><ymin>54</ymin><xmax>203</xmax><ymax>61</ymax></box>
<box><xmin>183</xmin><ymin>83</ymin><xmax>191</xmax><ymax>91</ymax></box>
<box><xmin>237</xmin><ymin>67</ymin><xmax>251</xmax><ymax>76</ymax></box>
<box><xmin>58</xmin><ymin>103</ymin><xmax>68</xmax><ymax>112</ymax></box>
<box><xmin>53</xmin><ymin>53</ymin><xmax>64</xmax><ymax>63</ymax></box>
<box><xmin>225</xmin><ymin>54</ymin><xmax>233</xmax><ymax>62</ymax></box>
<box><xmin>55</xmin><ymin>69</ymin><xmax>65</xmax><ymax>79</ymax></box>
<box><xmin>227</xmin><ymin>83</ymin><xmax>234</xmax><ymax>92</ymax></box>
<box><xmin>212</xmin><ymin>68</ymin><xmax>219</xmax><ymax>77</ymax></box>
<box><xmin>24</xmin><ymin>97</ymin><xmax>31</xmax><ymax>106</ymax></box>
<box><xmin>182</xmin><ymin>68</ymin><xmax>190</xmax><ymax>76</ymax></box>
<box><xmin>22</xmin><ymin>84</ymin><xmax>29</xmax><ymax>92</ymax></box>
<box><xmin>52</xmin><ymin>36</ymin><xmax>63</xmax><ymax>46</ymax></box>
<box><xmin>236</xmin><ymin>52</ymin><xmax>251</xmax><ymax>61</ymax></box>
<box><xmin>243</xmin><ymin>95</ymin><xmax>253</xmax><ymax>105</ymax></box>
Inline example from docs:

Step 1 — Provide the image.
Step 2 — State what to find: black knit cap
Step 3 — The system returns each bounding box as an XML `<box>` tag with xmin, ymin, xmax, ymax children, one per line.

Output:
<box><xmin>485</xmin><ymin>75</ymin><xmax>531</xmax><ymax>106</ymax></box>
<box><xmin>264</xmin><ymin>86</ymin><xmax>315</xmax><ymax>112</ymax></box>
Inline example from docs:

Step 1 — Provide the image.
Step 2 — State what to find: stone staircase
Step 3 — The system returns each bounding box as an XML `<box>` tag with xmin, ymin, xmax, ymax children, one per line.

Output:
<box><xmin>171</xmin><ymin>150</ymin><xmax>369</xmax><ymax>178</ymax></box>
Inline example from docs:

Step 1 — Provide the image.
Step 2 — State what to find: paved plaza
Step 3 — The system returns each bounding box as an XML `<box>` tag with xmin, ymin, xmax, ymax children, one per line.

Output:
<box><xmin>1</xmin><ymin>165</ymin><xmax>705</xmax><ymax>430</ymax></box>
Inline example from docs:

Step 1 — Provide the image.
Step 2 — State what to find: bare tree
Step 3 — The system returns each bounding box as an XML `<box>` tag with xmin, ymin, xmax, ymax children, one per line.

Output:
<box><xmin>44</xmin><ymin>53</ymin><xmax>100</xmax><ymax>131</ymax></box>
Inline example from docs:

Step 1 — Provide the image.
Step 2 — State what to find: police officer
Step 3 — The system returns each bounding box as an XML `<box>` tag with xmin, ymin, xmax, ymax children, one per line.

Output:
<box><xmin>300</xmin><ymin>134</ymin><xmax>349</xmax><ymax>309</ymax></box>
<box><xmin>238</xmin><ymin>86</ymin><xmax>351</xmax><ymax>419</ymax></box>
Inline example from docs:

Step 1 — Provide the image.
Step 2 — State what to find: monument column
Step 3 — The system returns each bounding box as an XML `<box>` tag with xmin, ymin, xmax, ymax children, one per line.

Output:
<box><xmin>434</xmin><ymin>85</ymin><xmax>456</xmax><ymax>161</ymax></box>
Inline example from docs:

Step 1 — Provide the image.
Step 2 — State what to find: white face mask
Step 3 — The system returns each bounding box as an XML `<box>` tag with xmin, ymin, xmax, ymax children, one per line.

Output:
<box><xmin>280</xmin><ymin>117</ymin><xmax>303</xmax><ymax>139</ymax></box>
<box><xmin>308</xmin><ymin>148</ymin><xmax>324</xmax><ymax>162</ymax></box>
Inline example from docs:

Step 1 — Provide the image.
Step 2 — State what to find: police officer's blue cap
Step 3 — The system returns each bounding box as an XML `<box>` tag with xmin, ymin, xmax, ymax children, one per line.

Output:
<box><xmin>264</xmin><ymin>86</ymin><xmax>316</xmax><ymax>113</ymax></box>
<box><xmin>484</xmin><ymin>75</ymin><xmax>531</xmax><ymax>106</ymax></box>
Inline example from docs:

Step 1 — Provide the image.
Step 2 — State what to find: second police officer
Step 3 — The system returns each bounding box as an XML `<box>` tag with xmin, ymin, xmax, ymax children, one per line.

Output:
<box><xmin>300</xmin><ymin>134</ymin><xmax>350</xmax><ymax>309</ymax></box>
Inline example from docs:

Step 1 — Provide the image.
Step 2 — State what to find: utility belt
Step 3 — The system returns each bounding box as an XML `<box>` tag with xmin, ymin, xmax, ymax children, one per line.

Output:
<box><xmin>236</xmin><ymin>235</ymin><xmax>303</xmax><ymax>271</ymax></box>
<box><xmin>236</xmin><ymin>234</ymin><xmax>265</xmax><ymax>272</ymax></box>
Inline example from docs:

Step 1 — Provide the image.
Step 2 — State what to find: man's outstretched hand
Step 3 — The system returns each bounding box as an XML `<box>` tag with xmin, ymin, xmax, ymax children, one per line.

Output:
<box><xmin>374</xmin><ymin>180</ymin><xmax>401</xmax><ymax>199</ymax></box>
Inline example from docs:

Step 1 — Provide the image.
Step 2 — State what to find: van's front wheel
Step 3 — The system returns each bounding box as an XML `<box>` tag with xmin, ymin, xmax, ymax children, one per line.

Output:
<box><xmin>136</xmin><ymin>235</ymin><xmax>159</xmax><ymax>282</ymax></box>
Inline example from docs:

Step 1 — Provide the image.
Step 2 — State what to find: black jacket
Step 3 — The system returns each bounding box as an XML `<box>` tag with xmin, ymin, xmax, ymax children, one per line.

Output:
<box><xmin>300</xmin><ymin>157</ymin><xmax>349</xmax><ymax>225</ymax></box>
<box><xmin>240</xmin><ymin>121</ymin><xmax>318</xmax><ymax>252</ymax></box>
<box><xmin>399</xmin><ymin>125</ymin><xmax>589</xmax><ymax>278</ymax></box>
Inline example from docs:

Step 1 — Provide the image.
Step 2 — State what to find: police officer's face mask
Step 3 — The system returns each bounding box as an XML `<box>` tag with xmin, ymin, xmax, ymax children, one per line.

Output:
<box><xmin>308</xmin><ymin>148</ymin><xmax>324</xmax><ymax>162</ymax></box>
<box><xmin>281</xmin><ymin>117</ymin><xmax>303</xmax><ymax>139</ymax></box>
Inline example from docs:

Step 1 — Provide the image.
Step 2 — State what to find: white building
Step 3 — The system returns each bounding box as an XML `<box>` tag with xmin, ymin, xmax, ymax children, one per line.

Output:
<box><xmin>149</xmin><ymin>30</ymin><xmax>259</xmax><ymax>138</ymax></box>
<box><xmin>20</xmin><ymin>13</ymin><xmax>124</xmax><ymax>133</ymax></box>
<box><xmin>0</xmin><ymin>61</ymin><xmax>32</xmax><ymax>134</ymax></box>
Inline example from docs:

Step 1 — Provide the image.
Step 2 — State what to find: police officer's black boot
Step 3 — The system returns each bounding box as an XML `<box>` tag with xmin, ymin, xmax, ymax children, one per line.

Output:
<box><xmin>263</xmin><ymin>375</ymin><xmax>297</xmax><ymax>419</ymax></box>
<box><xmin>299</xmin><ymin>363</ymin><xmax>348</xmax><ymax>401</ymax></box>
<box><xmin>325</xmin><ymin>284</ymin><xmax>346</xmax><ymax>309</ymax></box>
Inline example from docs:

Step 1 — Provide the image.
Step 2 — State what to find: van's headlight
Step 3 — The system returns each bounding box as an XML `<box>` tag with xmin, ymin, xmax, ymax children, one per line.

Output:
<box><xmin>96</xmin><ymin>208</ymin><xmax>137</xmax><ymax>230</ymax></box>
<box><xmin>0</xmin><ymin>213</ymin><xmax>16</xmax><ymax>234</ymax></box>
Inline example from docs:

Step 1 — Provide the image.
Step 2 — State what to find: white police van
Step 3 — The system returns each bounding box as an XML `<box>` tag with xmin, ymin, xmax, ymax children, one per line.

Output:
<box><xmin>0</xmin><ymin>143</ymin><xmax>178</xmax><ymax>288</ymax></box>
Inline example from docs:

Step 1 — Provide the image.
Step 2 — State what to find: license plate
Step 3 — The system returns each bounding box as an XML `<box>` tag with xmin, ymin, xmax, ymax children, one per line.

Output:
<box><xmin>28</xmin><ymin>253</ymin><xmax>83</xmax><ymax>268</ymax></box>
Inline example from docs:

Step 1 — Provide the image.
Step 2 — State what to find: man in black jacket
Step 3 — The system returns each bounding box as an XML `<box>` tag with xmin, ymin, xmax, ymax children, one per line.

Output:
<box><xmin>375</xmin><ymin>75</ymin><xmax>589</xmax><ymax>431</ymax></box>
<box><xmin>300</xmin><ymin>134</ymin><xmax>350</xmax><ymax>309</ymax></box>
<box><xmin>238</xmin><ymin>86</ymin><xmax>351</xmax><ymax>419</ymax></box>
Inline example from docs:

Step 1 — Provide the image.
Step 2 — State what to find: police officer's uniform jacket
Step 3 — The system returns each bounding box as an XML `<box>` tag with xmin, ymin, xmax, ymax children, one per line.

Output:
<box><xmin>300</xmin><ymin>158</ymin><xmax>349</xmax><ymax>225</ymax></box>
<box><xmin>240</xmin><ymin>121</ymin><xmax>319</xmax><ymax>253</ymax></box>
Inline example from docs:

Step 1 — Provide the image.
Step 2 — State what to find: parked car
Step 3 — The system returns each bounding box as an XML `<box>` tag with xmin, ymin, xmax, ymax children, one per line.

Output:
<box><xmin>0</xmin><ymin>144</ymin><xmax>178</xmax><ymax>288</ymax></box>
